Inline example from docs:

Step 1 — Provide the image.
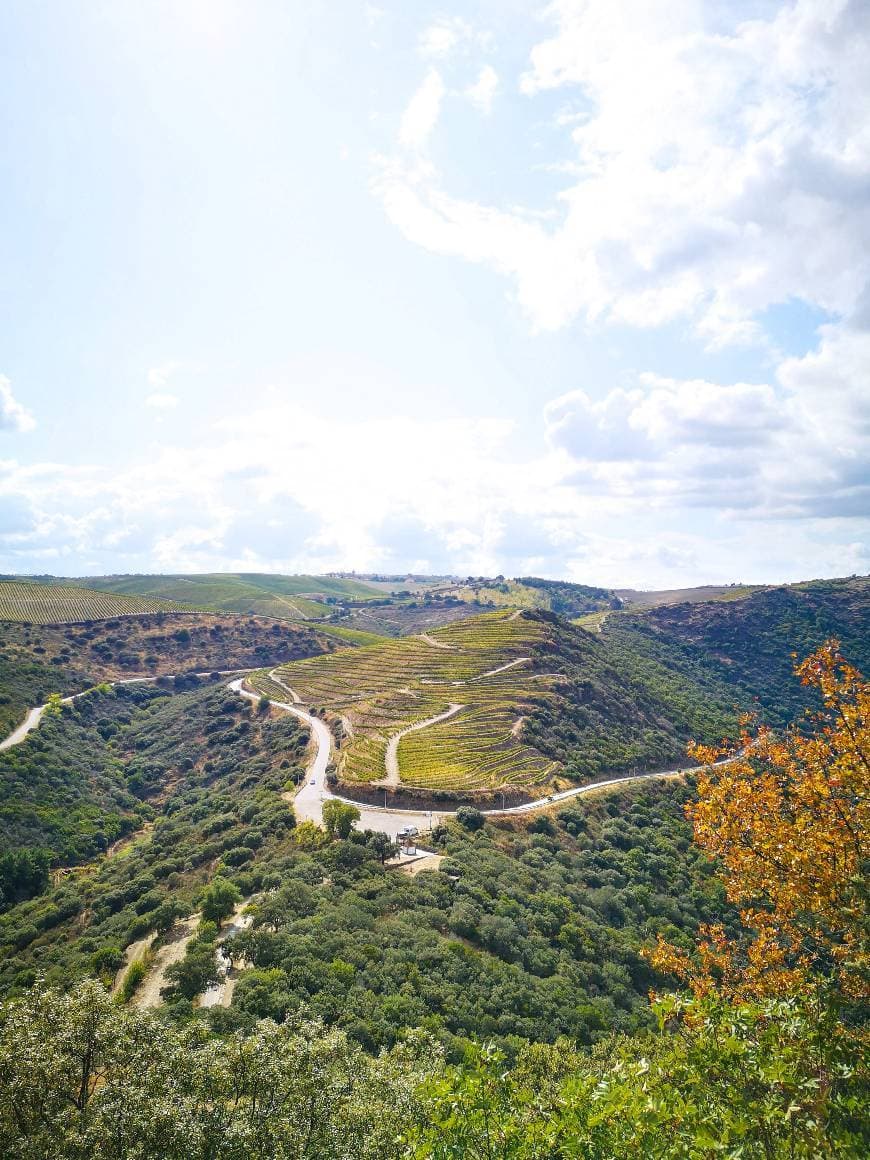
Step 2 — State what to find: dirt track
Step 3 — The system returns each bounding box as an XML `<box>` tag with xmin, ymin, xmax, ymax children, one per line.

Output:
<box><xmin>130</xmin><ymin>915</ymin><xmax>201</xmax><ymax>1008</ymax></box>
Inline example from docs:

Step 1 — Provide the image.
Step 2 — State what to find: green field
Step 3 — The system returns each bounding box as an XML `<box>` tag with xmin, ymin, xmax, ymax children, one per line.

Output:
<box><xmin>313</xmin><ymin>623</ymin><xmax>389</xmax><ymax>647</ymax></box>
<box><xmin>0</xmin><ymin>581</ymin><xmax>187</xmax><ymax>624</ymax></box>
<box><xmin>70</xmin><ymin>572</ymin><xmax>381</xmax><ymax>620</ymax></box>
<box><xmin>255</xmin><ymin>610</ymin><xmax>562</xmax><ymax>793</ymax></box>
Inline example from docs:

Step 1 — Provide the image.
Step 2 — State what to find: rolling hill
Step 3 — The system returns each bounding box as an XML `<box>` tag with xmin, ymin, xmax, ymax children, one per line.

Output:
<box><xmin>602</xmin><ymin>575</ymin><xmax>870</xmax><ymax>727</ymax></box>
<box><xmin>77</xmin><ymin>572</ymin><xmax>381</xmax><ymax>619</ymax></box>
<box><xmin>0</xmin><ymin>580</ymin><xmax>188</xmax><ymax>624</ymax></box>
<box><xmin>257</xmin><ymin>575</ymin><xmax>869</xmax><ymax>797</ymax></box>
<box><xmin>258</xmin><ymin>608</ymin><xmax>743</xmax><ymax>798</ymax></box>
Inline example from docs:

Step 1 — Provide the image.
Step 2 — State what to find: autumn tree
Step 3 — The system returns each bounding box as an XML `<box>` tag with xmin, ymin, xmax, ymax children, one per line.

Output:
<box><xmin>652</xmin><ymin>640</ymin><xmax>869</xmax><ymax>1004</ymax></box>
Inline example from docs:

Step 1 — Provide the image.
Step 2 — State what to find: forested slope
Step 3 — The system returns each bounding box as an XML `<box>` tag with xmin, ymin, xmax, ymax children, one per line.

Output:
<box><xmin>0</xmin><ymin>613</ymin><xmax>332</xmax><ymax>737</ymax></box>
<box><xmin>0</xmin><ymin>687</ymin><xmax>736</xmax><ymax>1055</ymax></box>
<box><xmin>603</xmin><ymin>575</ymin><xmax>870</xmax><ymax>726</ymax></box>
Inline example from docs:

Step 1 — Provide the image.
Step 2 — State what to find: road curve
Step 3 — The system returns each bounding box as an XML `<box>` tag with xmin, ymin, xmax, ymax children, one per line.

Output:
<box><xmin>0</xmin><ymin>704</ymin><xmax>50</xmax><ymax>750</ymax></box>
<box><xmin>229</xmin><ymin>679</ymin><xmax>332</xmax><ymax>826</ymax></box>
<box><xmin>230</xmin><ymin>677</ymin><xmax>725</xmax><ymax>839</ymax></box>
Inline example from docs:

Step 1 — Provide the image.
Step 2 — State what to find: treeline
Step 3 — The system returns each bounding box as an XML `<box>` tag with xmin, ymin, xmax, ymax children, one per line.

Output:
<box><xmin>516</xmin><ymin>576</ymin><xmax>619</xmax><ymax>614</ymax></box>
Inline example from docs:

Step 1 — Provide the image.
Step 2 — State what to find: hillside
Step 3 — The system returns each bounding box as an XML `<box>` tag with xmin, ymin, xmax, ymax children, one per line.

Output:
<box><xmin>616</xmin><ymin>583</ymin><xmax>764</xmax><ymax>608</ymax></box>
<box><xmin>432</xmin><ymin>576</ymin><xmax>617</xmax><ymax>616</ymax></box>
<box><xmin>0</xmin><ymin>579</ymin><xmax>188</xmax><ymax>623</ymax></box>
<box><xmin>0</xmin><ymin>690</ymin><xmax>734</xmax><ymax>1052</ymax></box>
<box><xmin>324</xmin><ymin>594</ymin><xmax>488</xmax><ymax>637</ymax></box>
<box><xmin>0</xmin><ymin>613</ymin><xmax>333</xmax><ymax>739</ymax></box>
<box><xmin>603</xmin><ymin>575</ymin><xmax>870</xmax><ymax>727</ymax></box>
<box><xmin>0</xmin><ymin>575</ymin><xmax>864</xmax><ymax>1157</ymax></box>
<box><xmin>257</xmin><ymin>609</ymin><xmax>743</xmax><ymax>797</ymax></box>
<box><xmin>79</xmin><ymin>572</ymin><xmax>381</xmax><ymax>619</ymax></box>
<box><xmin>258</xmin><ymin>577</ymin><xmax>869</xmax><ymax>796</ymax></box>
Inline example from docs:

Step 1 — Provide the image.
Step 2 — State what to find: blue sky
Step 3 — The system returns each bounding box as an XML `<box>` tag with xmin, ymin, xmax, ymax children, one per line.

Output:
<box><xmin>0</xmin><ymin>0</ymin><xmax>867</xmax><ymax>587</ymax></box>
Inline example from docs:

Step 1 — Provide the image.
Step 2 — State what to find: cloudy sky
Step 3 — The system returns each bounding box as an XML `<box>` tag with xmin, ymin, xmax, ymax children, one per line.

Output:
<box><xmin>0</xmin><ymin>0</ymin><xmax>868</xmax><ymax>587</ymax></box>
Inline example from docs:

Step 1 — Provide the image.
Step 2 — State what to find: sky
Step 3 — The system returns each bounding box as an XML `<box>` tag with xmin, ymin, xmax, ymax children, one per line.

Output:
<box><xmin>0</xmin><ymin>0</ymin><xmax>868</xmax><ymax>588</ymax></box>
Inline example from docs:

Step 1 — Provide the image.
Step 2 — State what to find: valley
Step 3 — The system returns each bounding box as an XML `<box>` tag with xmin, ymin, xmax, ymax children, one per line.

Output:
<box><xmin>0</xmin><ymin>569</ymin><xmax>865</xmax><ymax>1157</ymax></box>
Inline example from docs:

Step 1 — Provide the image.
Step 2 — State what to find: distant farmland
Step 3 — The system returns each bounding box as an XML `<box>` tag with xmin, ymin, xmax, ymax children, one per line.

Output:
<box><xmin>0</xmin><ymin>581</ymin><xmax>187</xmax><ymax>624</ymax></box>
<box><xmin>77</xmin><ymin>572</ymin><xmax>381</xmax><ymax>620</ymax></box>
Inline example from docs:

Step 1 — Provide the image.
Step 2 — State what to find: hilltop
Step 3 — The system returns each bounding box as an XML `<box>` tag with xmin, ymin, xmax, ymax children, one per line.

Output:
<box><xmin>603</xmin><ymin>575</ymin><xmax>870</xmax><ymax>727</ymax></box>
<box><xmin>256</xmin><ymin>575</ymin><xmax>869</xmax><ymax>799</ymax></box>
<box><xmin>65</xmin><ymin>572</ymin><xmax>382</xmax><ymax>618</ymax></box>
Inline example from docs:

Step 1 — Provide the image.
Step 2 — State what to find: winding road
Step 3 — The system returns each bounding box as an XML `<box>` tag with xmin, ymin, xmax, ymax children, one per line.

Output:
<box><xmin>229</xmin><ymin>678</ymin><xmax>332</xmax><ymax>826</ymax></box>
<box><xmin>0</xmin><ymin>665</ymin><xmax>721</xmax><ymax>846</ymax></box>
<box><xmin>229</xmin><ymin>676</ymin><xmax>721</xmax><ymax>839</ymax></box>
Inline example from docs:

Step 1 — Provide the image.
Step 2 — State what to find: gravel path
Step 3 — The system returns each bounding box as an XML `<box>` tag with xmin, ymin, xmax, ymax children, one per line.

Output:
<box><xmin>198</xmin><ymin>900</ymin><xmax>254</xmax><ymax>1009</ymax></box>
<box><xmin>268</xmin><ymin>668</ymin><xmax>302</xmax><ymax>703</ymax></box>
<box><xmin>131</xmin><ymin>914</ymin><xmax>201</xmax><ymax>1008</ymax></box>
<box><xmin>111</xmin><ymin>933</ymin><xmax>156</xmax><ymax>996</ymax></box>
<box><xmin>417</xmin><ymin>633</ymin><xmax>455</xmax><ymax>650</ymax></box>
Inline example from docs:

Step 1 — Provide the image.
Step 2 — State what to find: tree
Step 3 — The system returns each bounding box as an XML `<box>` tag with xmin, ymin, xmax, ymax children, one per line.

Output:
<box><xmin>455</xmin><ymin>805</ymin><xmax>485</xmax><ymax>831</ymax></box>
<box><xmin>163</xmin><ymin>939</ymin><xmax>219</xmax><ymax>1001</ymax></box>
<box><xmin>199</xmin><ymin>876</ymin><xmax>241</xmax><ymax>928</ymax></box>
<box><xmin>366</xmin><ymin>831</ymin><xmax>398</xmax><ymax>864</ymax></box>
<box><xmin>44</xmin><ymin>692</ymin><xmax>64</xmax><ymax>717</ymax></box>
<box><xmin>293</xmin><ymin>820</ymin><xmax>330</xmax><ymax>850</ymax></box>
<box><xmin>652</xmin><ymin>640</ymin><xmax>869</xmax><ymax>1003</ymax></box>
<box><xmin>0</xmin><ymin>978</ymin><xmax>438</xmax><ymax>1159</ymax></box>
<box><xmin>322</xmin><ymin>799</ymin><xmax>360</xmax><ymax>839</ymax></box>
<box><xmin>0</xmin><ymin>848</ymin><xmax>51</xmax><ymax>910</ymax></box>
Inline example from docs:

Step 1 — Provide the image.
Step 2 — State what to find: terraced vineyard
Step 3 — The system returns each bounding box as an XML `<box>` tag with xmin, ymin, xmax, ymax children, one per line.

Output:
<box><xmin>0</xmin><ymin>581</ymin><xmax>187</xmax><ymax>624</ymax></box>
<box><xmin>254</xmin><ymin>611</ymin><xmax>565</xmax><ymax>794</ymax></box>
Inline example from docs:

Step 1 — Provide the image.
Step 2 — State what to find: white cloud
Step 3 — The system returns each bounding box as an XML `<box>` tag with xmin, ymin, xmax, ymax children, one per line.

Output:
<box><xmin>0</xmin><ymin>376</ymin><xmax>36</xmax><ymax>433</ymax></box>
<box><xmin>399</xmin><ymin>69</ymin><xmax>445</xmax><ymax>150</ymax></box>
<box><xmin>378</xmin><ymin>1</ymin><xmax>870</xmax><ymax>342</ymax></box>
<box><xmin>144</xmin><ymin>360</ymin><xmax>199</xmax><ymax>411</ymax></box>
<box><xmin>0</xmin><ymin>326</ymin><xmax>866</xmax><ymax>585</ymax></box>
<box><xmin>147</xmin><ymin>361</ymin><xmax>185</xmax><ymax>389</ymax></box>
<box><xmin>545</xmin><ymin>320</ymin><xmax>870</xmax><ymax>521</ymax></box>
<box><xmin>419</xmin><ymin>17</ymin><xmax>471</xmax><ymax>58</ymax></box>
<box><xmin>145</xmin><ymin>392</ymin><xmax>179</xmax><ymax>410</ymax></box>
<box><xmin>466</xmin><ymin>65</ymin><xmax>498</xmax><ymax>114</ymax></box>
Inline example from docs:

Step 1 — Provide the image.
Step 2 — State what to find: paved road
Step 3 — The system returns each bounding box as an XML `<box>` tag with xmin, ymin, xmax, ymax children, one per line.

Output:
<box><xmin>0</xmin><ymin>693</ymin><xmax>81</xmax><ymax>750</ymax></box>
<box><xmin>229</xmin><ymin>679</ymin><xmax>332</xmax><ymax>825</ymax></box>
<box><xmin>0</xmin><ymin>704</ymin><xmax>50</xmax><ymax>750</ymax></box>
<box><xmin>229</xmin><ymin>676</ymin><xmax>718</xmax><ymax>838</ymax></box>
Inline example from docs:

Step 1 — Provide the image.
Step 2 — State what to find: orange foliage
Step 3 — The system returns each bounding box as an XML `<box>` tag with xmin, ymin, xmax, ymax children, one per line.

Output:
<box><xmin>651</xmin><ymin>640</ymin><xmax>869</xmax><ymax>1003</ymax></box>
